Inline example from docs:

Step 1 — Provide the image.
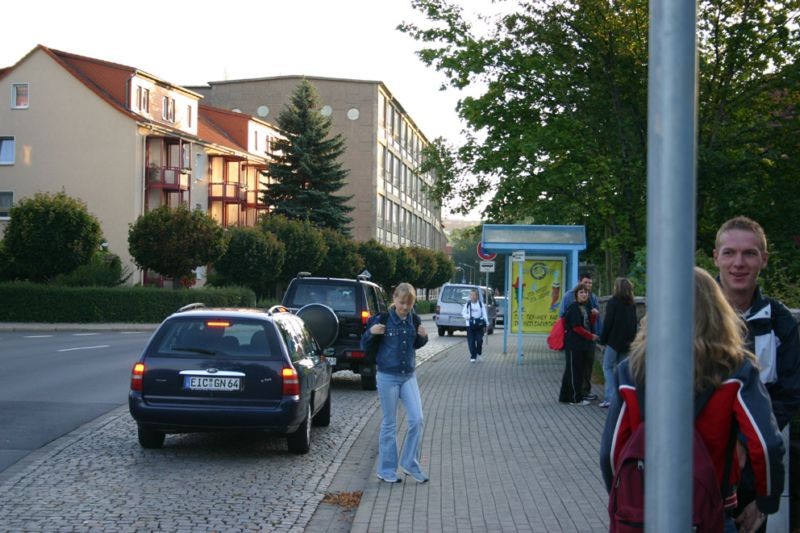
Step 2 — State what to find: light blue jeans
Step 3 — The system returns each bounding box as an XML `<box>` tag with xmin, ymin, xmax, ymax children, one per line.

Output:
<box><xmin>376</xmin><ymin>371</ymin><xmax>425</xmax><ymax>480</ymax></box>
<box><xmin>602</xmin><ymin>346</ymin><xmax>627</xmax><ymax>404</ymax></box>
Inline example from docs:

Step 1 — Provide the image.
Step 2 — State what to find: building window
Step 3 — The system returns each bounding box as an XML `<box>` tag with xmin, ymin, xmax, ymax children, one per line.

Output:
<box><xmin>187</xmin><ymin>105</ymin><xmax>192</xmax><ymax>128</ymax></box>
<box><xmin>11</xmin><ymin>83</ymin><xmax>29</xmax><ymax>109</ymax></box>
<box><xmin>162</xmin><ymin>96</ymin><xmax>175</xmax><ymax>122</ymax></box>
<box><xmin>254</xmin><ymin>130</ymin><xmax>258</xmax><ymax>151</ymax></box>
<box><xmin>0</xmin><ymin>137</ymin><xmax>14</xmax><ymax>164</ymax></box>
<box><xmin>142</xmin><ymin>88</ymin><xmax>150</xmax><ymax>113</ymax></box>
<box><xmin>0</xmin><ymin>191</ymin><xmax>12</xmax><ymax>219</ymax></box>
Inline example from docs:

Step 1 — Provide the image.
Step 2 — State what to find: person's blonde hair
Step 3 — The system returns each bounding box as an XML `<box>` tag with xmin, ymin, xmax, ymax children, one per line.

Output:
<box><xmin>392</xmin><ymin>283</ymin><xmax>417</xmax><ymax>307</ymax></box>
<box><xmin>715</xmin><ymin>215</ymin><xmax>767</xmax><ymax>253</ymax></box>
<box><xmin>628</xmin><ymin>267</ymin><xmax>755</xmax><ymax>392</ymax></box>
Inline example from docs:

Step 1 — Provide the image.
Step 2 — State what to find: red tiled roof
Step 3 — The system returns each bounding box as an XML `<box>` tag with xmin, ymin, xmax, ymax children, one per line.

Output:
<box><xmin>198</xmin><ymin>111</ymin><xmax>247</xmax><ymax>153</ymax></box>
<box><xmin>199</xmin><ymin>105</ymin><xmax>251</xmax><ymax>148</ymax></box>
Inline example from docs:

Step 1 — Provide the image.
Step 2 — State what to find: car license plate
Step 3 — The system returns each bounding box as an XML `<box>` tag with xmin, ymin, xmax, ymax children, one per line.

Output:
<box><xmin>184</xmin><ymin>376</ymin><xmax>241</xmax><ymax>391</ymax></box>
<box><xmin>327</xmin><ymin>357</ymin><xmax>337</xmax><ymax>366</ymax></box>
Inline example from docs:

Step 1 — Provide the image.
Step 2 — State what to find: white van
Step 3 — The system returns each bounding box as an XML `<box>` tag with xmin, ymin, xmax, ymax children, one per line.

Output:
<box><xmin>434</xmin><ymin>283</ymin><xmax>497</xmax><ymax>336</ymax></box>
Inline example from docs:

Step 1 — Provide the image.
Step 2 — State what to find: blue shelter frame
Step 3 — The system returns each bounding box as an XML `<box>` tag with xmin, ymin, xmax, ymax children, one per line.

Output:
<box><xmin>481</xmin><ymin>224</ymin><xmax>587</xmax><ymax>363</ymax></box>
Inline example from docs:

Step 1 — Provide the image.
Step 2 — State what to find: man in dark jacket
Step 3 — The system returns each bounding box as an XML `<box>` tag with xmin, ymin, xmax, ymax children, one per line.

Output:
<box><xmin>714</xmin><ymin>216</ymin><xmax>800</xmax><ymax>531</ymax></box>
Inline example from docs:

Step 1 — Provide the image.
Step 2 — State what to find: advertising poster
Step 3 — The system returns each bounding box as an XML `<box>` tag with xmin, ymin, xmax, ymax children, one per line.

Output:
<box><xmin>509</xmin><ymin>258</ymin><xmax>565</xmax><ymax>334</ymax></box>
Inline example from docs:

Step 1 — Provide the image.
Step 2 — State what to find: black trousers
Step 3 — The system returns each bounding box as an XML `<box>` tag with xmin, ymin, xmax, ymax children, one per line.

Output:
<box><xmin>582</xmin><ymin>344</ymin><xmax>596</xmax><ymax>396</ymax></box>
<box><xmin>559</xmin><ymin>348</ymin><xmax>589</xmax><ymax>403</ymax></box>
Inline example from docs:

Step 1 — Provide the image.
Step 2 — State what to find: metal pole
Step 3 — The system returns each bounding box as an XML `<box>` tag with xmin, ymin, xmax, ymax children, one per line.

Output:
<box><xmin>517</xmin><ymin>259</ymin><xmax>523</xmax><ymax>365</ymax></box>
<box><xmin>646</xmin><ymin>0</ymin><xmax>697</xmax><ymax>529</ymax></box>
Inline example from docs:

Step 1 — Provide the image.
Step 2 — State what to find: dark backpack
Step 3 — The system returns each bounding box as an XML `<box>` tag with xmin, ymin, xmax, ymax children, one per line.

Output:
<box><xmin>363</xmin><ymin>312</ymin><xmax>422</xmax><ymax>358</ymax></box>
<box><xmin>608</xmin><ymin>390</ymin><xmax>733</xmax><ymax>532</ymax></box>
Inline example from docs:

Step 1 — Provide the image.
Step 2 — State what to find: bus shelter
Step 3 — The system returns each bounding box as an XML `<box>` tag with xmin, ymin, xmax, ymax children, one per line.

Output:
<box><xmin>481</xmin><ymin>224</ymin><xmax>586</xmax><ymax>363</ymax></box>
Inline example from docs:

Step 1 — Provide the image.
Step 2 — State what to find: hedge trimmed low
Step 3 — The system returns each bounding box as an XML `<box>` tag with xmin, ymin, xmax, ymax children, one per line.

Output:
<box><xmin>0</xmin><ymin>282</ymin><xmax>256</xmax><ymax>323</ymax></box>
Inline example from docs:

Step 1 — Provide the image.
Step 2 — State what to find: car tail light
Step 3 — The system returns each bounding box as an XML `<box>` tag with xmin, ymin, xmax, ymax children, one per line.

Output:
<box><xmin>282</xmin><ymin>367</ymin><xmax>300</xmax><ymax>396</ymax></box>
<box><xmin>131</xmin><ymin>362</ymin><xmax>145</xmax><ymax>392</ymax></box>
<box><xmin>361</xmin><ymin>310</ymin><xmax>370</xmax><ymax>326</ymax></box>
<box><xmin>435</xmin><ymin>305</ymin><xmax>440</xmax><ymax>314</ymax></box>
<box><xmin>349</xmin><ymin>350</ymin><xmax>366</xmax><ymax>359</ymax></box>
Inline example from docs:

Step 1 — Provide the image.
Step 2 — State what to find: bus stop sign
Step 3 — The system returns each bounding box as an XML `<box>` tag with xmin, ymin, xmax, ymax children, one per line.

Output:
<box><xmin>477</xmin><ymin>242</ymin><xmax>497</xmax><ymax>261</ymax></box>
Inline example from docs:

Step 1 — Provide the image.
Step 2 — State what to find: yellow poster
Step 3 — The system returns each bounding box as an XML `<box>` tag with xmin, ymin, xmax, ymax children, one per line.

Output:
<box><xmin>509</xmin><ymin>258</ymin><xmax>565</xmax><ymax>334</ymax></box>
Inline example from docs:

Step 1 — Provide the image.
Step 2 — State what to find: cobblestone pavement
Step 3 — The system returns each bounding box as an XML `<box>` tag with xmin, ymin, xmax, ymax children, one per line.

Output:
<box><xmin>0</xmin><ymin>326</ymin><xmax>465</xmax><ymax>532</ymax></box>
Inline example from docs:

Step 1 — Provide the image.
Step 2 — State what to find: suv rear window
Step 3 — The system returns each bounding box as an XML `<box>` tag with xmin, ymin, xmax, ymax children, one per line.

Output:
<box><xmin>286</xmin><ymin>282</ymin><xmax>357</xmax><ymax>313</ymax></box>
<box><xmin>440</xmin><ymin>286</ymin><xmax>479</xmax><ymax>304</ymax></box>
<box><xmin>150</xmin><ymin>317</ymin><xmax>282</xmax><ymax>360</ymax></box>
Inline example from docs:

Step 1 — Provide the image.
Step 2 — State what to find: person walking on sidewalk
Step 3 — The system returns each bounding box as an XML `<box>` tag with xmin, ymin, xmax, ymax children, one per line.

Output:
<box><xmin>559</xmin><ymin>283</ymin><xmax>598</xmax><ymax>405</ymax></box>
<box><xmin>462</xmin><ymin>288</ymin><xmax>488</xmax><ymax>363</ymax></box>
<box><xmin>713</xmin><ymin>216</ymin><xmax>800</xmax><ymax>531</ymax></box>
<box><xmin>598</xmin><ymin>277</ymin><xmax>638</xmax><ymax>408</ymax></box>
<box><xmin>361</xmin><ymin>282</ymin><xmax>430</xmax><ymax>484</ymax></box>
<box><xmin>600</xmin><ymin>268</ymin><xmax>785</xmax><ymax>531</ymax></box>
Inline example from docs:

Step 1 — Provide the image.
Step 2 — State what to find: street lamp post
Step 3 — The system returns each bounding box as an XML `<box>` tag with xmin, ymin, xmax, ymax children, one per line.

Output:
<box><xmin>458</xmin><ymin>263</ymin><xmax>475</xmax><ymax>284</ymax></box>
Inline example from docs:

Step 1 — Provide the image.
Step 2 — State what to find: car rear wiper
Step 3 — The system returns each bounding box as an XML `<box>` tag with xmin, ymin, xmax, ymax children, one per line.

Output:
<box><xmin>171</xmin><ymin>346</ymin><xmax>217</xmax><ymax>355</ymax></box>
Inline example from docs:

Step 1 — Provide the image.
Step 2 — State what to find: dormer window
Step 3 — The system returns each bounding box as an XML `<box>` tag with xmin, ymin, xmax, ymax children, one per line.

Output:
<box><xmin>162</xmin><ymin>96</ymin><xmax>175</xmax><ymax>122</ymax></box>
<box><xmin>11</xmin><ymin>83</ymin><xmax>29</xmax><ymax>109</ymax></box>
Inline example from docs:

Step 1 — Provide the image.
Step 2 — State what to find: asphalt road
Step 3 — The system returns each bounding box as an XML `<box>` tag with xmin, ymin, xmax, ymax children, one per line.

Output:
<box><xmin>0</xmin><ymin>316</ymin><xmax>452</xmax><ymax>476</ymax></box>
<box><xmin>0</xmin><ymin>329</ymin><xmax>153</xmax><ymax>473</ymax></box>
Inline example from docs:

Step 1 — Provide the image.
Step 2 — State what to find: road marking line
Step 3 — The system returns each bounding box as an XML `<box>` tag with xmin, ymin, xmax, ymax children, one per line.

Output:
<box><xmin>24</xmin><ymin>335</ymin><xmax>54</xmax><ymax>338</ymax></box>
<box><xmin>119</xmin><ymin>331</ymin><xmax>145</xmax><ymax>335</ymax></box>
<box><xmin>72</xmin><ymin>333</ymin><xmax>100</xmax><ymax>336</ymax></box>
<box><xmin>57</xmin><ymin>345</ymin><xmax>110</xmax><ymax>352</ymax></box>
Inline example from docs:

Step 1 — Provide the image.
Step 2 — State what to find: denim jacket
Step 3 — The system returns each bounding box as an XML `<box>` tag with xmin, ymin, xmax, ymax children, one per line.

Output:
<box><xmin>360</xmin><ymin>309</ymin><xmax>428</xmax><ymax>375</ymax></box>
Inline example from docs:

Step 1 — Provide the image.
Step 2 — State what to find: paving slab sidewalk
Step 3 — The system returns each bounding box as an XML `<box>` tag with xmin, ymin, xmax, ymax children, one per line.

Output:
<box><xmin>308</xmin><ymin>336</ymin><xmax>610</xmax><ymax>533</ymax></box>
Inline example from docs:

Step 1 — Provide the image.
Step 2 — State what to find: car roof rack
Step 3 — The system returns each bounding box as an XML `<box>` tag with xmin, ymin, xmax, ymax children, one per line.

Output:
<box><xmin>297</xmin><ymin>271</ymin><xmax>312</xmax><ymax>278</ymax></box>
<box><xmin>178</xmin><ymin>302</ymin><xmax>206</xmax><ymax>312</ymax></box>
<box><xmin>268</xmin><ymin>305</ymin><xmax>290</xmax><ymax>315</ymax></box>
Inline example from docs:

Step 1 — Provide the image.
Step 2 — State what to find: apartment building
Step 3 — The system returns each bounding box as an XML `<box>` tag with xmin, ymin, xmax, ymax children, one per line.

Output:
<box><xmin>0</xmin><ymin>46</ymin><xmax>280</xmax><ymax>284</ymax></box>
<box><xmin>188</xmin><ymin>76</ymin><xmax>448</xmax><ymax>251</ymax></box>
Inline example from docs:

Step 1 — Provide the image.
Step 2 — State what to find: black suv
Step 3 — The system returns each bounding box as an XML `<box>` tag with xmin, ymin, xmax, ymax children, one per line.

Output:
<box><xmin>281</xmin><ymin>273</ymin><xmax>388</xmax><ymax>390</ymax></box>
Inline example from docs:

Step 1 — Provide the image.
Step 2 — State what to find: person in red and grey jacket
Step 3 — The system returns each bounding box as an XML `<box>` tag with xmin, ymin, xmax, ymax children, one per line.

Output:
<box><xmin>558</xmin><ymin>283</ymin><xmax>598</xmax><ymax>405</ymax></box>
<box><xmin>600</xmin><ymin>268</ymin><xmax>785</xmax><ymax>531</ymax></box>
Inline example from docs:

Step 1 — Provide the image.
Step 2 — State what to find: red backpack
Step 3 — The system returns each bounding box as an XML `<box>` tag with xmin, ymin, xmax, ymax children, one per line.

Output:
<box><xmin>546</xmin><ymin>317</ymin><xmax>565</xmax><ymax>351</ymax></box>
<box><xmin>608</xmin><ymin>390</ymin><xmax>733</xmax><ymax>532</ymax></box>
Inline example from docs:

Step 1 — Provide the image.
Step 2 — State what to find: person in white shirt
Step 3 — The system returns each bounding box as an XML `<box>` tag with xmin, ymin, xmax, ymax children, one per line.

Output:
<box><xmin>461</xmin><ymin>289</ymin><xmax>488</xmax><ymax>363</ymax></box>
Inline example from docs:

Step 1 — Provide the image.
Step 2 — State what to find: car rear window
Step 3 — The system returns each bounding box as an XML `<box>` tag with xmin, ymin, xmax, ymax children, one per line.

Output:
<box><xmin>286</xmin><ymin>282</ymin><xmax>357</xmax><ymax>313</ymax></box>
<box><xmin>440</xmin><ymin>286</ymin><xmax>480</xmax><ymax>304</ymax></box>
<box><xmin>149</xmin><ymin>317</ymin><xmax>282</xmax><ymax>360</ymax></box>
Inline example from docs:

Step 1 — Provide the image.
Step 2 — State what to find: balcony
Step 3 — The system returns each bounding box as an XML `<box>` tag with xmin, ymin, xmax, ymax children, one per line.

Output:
<box><xmin>208</xmin><ymin>182</ymin><xmax>246</xmax><ymax>202</ymax></box>
<box><xmin>146</xmin><ymin>166</ymin><xmax>190</xmax><ymax>191</ymax></box>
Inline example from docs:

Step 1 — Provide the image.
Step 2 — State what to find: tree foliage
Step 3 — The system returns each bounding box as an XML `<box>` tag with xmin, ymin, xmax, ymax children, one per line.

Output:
<box><xmin>319</xmin><ymin>228</ymin><xmax>365</xmax><ymax>278</ymax></box>
<box><xmin>401</xmin><ymin>0</ymin><xmax>800</xmax><ymax>282</ymax></box>
<box><xmin>408</xmin><ymin>246</ymin><xmax>438</xmax><ymax>290</ymax></box>
<box><xmin>357</xmin><ymin>239</ymin><xmax>397</xmax><ymax>288</ymax></box>
<box><xmin>260</xmin><ymin>214</ymin><xmax>328</xmax><ymax>284</ymax></box>
<box><xmin>431</xmin><ymin>250</ymin><xmax>456</xmax><ymax>290</ymax></box>
<box><xmin>212</xmin><ymin>227</ymin><xmax>286</xmax><ymax>297</ymax></box>
<box><xmin>3</xmin><ymin>191</ymin><xmax>103</xmax><ymax>282</ymax></box>
<box><xmin>390</xmin><ymin>247</ymin><xmax>421</xmax><ymax>289</ymax></box>
<box><xmin>262</xmin><ymin>80</ymin><xmax>354</xmax><ymax>235</ymax></box>
<box><xmin>128</xmin><ymin>204</ymin><xmax>225</xmax><ymax>282</ymax></box>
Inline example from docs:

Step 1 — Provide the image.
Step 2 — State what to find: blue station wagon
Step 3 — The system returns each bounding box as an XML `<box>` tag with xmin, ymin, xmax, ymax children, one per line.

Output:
<box><xmin>129</xmin><ymin>306</ymin><xmax>333</xmax><ymax>454</ymax></box>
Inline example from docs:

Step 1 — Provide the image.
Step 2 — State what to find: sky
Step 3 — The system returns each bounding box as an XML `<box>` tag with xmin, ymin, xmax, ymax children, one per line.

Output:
<box><xmin>1</xmin><ymin>0</ymin><xmax>497</xmax><ymax>219</ymax></box>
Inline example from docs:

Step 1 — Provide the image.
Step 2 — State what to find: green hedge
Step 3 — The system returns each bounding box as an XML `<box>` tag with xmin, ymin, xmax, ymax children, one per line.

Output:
<box><xmin>0</xmin><ymin>282</ymin><xmax>256</xmax><ymax>323</ymax></box>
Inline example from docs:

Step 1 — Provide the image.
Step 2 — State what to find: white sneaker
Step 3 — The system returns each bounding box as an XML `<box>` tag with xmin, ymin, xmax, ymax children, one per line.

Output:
<box><xmin>477</xmin><ymin>355</ymin><xmax>484</xmax><ymax>362</ymax></box>
<box><xmin>571</xmin><ymin>400</ymin><xmax>591</xmax><ymax>406</ymax></box>
<box><xmin>470</xmin><ymin>359</ymin><xmax>476</xmax><ymax>363</ymax></box>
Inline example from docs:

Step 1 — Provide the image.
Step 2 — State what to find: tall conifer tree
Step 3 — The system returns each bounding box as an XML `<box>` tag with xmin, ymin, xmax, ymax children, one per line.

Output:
<box><xmin>262</xmin><ymin>80</ymin><xmax>353</xmax><ymax>235</ymax></box>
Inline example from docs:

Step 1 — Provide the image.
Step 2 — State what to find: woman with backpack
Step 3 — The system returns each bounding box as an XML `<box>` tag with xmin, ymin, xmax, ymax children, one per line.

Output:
<box><xmin>599</xmin><ymin>268</ymin><xmax>785</xmax><ymax>532</ymax></box>
<box><xmin>361</xmin><ymin>282</ymin><xmax>429</xmax><ymax>484</ymax></box>
<box><xmin>462</xmin><ymin>289</ymin><xmax>488</xmax><ymax>363</ymax></box>
<box><xmin>598</xmin><ymin>277</ymin><xmax>638</xmax><ymax>408</ymax></box>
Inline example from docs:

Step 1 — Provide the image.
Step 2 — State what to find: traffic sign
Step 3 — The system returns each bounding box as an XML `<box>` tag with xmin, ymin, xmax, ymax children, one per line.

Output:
<box><xmin>479</xmin><ymin>260</ymin><xmax>495</xmax><ymax>273</ymax></box>
<box><xmin>477</xmin><ymin>242</ymin><xmax>497</xmax><ymax>261</ymax></box>
<box><xmin>511</xmin><ymin>250</ymin><xmax>526</xmax><ymax>262</ymax></box>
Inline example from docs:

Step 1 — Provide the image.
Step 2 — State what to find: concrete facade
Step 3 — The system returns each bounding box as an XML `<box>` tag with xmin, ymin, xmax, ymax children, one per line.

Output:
<box><xmin>190</xmin><ymin>76</ymin><xmax>448</xmax><ymax>251</ymax></box>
